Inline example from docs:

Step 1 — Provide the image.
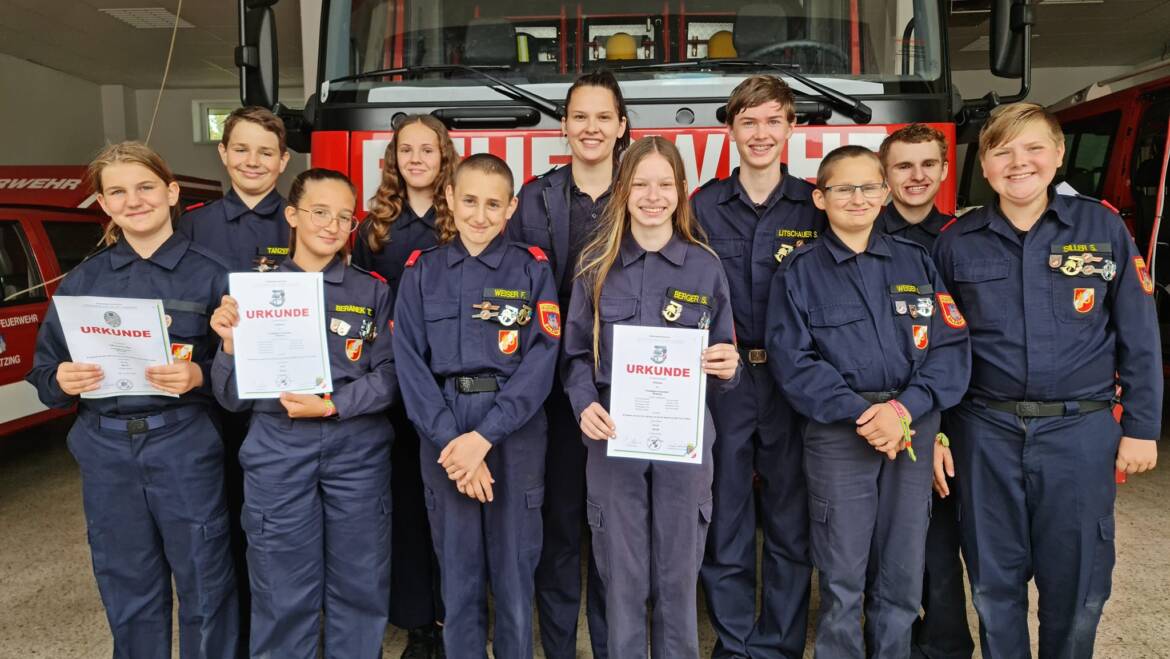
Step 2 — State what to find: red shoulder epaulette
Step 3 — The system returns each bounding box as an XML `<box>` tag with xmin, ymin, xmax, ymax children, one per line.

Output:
<box><xmin>527</xmin><ymin>245</ymin><xmax>549</xmax><ymax>262</ymax></box>
<box><xmin>404</xmin><ymin>249</ymin><xmax>422</xmax><ymax>268</ymax></box>
<box><xmin>1100</xmin><ymin>198</ymin><xmax>1120</xmax><ymax>214</ymax></box>
<box><xmin>940</xmin><ymin>217</ymin><xmax>959</xmax><ymax>232</ymax></box>
<box><xmin>184</xmin><ymin>201</ymin><xmax>206</xmax><ymax>212</ymax></box>
<box><xmin>369</xmin><ymin>270</ymin><xmax>387</xmax><ymax>283</ymax></box>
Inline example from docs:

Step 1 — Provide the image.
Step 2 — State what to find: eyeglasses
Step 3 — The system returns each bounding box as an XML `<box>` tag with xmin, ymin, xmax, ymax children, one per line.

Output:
<box><xmin>297</xmin><ymin>207</ymin><xmax>358</xmax><ymax>232</ymax></box>
<box><xmin>822</xmin><ymin>183</ymin><xmax>888</xmax><ymax>201</ymax></box>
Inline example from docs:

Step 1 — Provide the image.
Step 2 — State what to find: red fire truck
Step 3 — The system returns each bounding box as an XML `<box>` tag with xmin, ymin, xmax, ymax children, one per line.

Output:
<box><xmin>0</xmin><ymin>166</ymin><xmax>221</xmax><ymax>436</ymax></box>
<box><xmin>236</xmin><ymin>0</ymin><xmax>1036</xmax><ymax>214</ymax></box>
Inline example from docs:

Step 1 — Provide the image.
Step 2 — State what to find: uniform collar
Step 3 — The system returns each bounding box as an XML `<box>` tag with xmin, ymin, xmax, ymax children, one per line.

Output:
<box><xmin>446</xmin><ymin>233</ymin><xmax>507</xmax><ymax>269</ymax></box>
<box><xmin>279</xmin><ymin>255</ymin><xmax>346</xmax><ymax>283</ymax></box>
<box><xmin>966</xmin><ymin>186</ymin><xmax>1071</xmax><ymax>240</ymax></box>
<box><xmin>568</xmin><ymin>165</ymin><xmax>614</xmax><ymax>201</ymax></box>
<box><xmin>223</xmin><ymin>187</ymin><xmax>284</xmax><ymax>222</ymax></box>
<box><xmin>543</xmin><ymin>165</ymin><xmax>573</xmax><ymax>190</ymax></box>
<box><xmin>881</xmin><ymin>203</ymin><xmax>948</xmax><ymax>236</ymax></box>
<box><xmin>719</xmin><ymin>166</ymin><xmax>810</xmax><ymax>207</ymax></box>
<box><xmin>109</xmin><ymin>232</ymin><xmax>189</xmax><ymax>271</ymax></box>
<box><xmin>823</xmin><ymin>226</ymin><xmax>891</xmax><ymax>263</ymax></box>
<box><xmin>399</xmin><ymin>204</ymin><xmax>436</xmax><ymax>230</ymax></box>
<box><xmin>619</xmin><ymin>232</ymin><xmax>688</xmax><ymax>267</ymax></box>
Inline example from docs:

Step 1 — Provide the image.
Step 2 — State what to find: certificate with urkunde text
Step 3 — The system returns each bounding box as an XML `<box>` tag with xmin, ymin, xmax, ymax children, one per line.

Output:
<box><xmin>608</xmin><ymin>324</ymin><xmax>708</xmax><ymax>464</ymax></box>
<box><xmin>229</xmin><ymin>272</ymin><xmax>332</xmax><ymax>399</ymax></box>
<box><xmin>53</xmin><ymin>295</ymin><xmax>176</xmax><ymax>399</ymax></box>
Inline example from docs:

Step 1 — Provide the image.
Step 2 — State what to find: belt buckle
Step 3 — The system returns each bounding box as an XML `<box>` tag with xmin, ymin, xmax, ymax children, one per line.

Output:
<box><xmin>1015</xmin><ymin>401</ymin><xmax>1040</xmax><ymax>417</ymax></box>
<box><xmin>126</xmin><ymin>418</ymin><xmax>149</xmax><ymax>434</ymax></box>
<box><xmin>747</xmin><ymin>349</ymin><xmax>767</xmax><ymax>365</ymax></box>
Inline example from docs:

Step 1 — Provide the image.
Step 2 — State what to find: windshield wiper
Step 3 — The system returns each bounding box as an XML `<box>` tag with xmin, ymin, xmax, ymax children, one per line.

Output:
<box><xmin>609</xmin><ymin>59</ymin><xmax>872</xmax><ymax>124</ymax></box>
<box><xmin>327</xmin><ymin>65</ymin><xmax>563</xmax><ymax>121</ymax></box>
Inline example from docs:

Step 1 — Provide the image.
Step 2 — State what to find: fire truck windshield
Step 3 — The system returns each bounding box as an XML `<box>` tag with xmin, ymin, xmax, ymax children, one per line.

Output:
<box><xmin>320</xmin><ymin>0</ymin><xmax>944</xmax><ymax>104</ymax></box>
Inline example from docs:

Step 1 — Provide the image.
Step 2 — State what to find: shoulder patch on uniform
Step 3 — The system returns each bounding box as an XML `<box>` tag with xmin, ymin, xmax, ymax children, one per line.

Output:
<box><xmin>1134</xmin><ymin>256</ymin><xmax>1155</xmax><ymax>295</ymax></box>
<box><xmin>404</xmin><ymin>249</ymin><xmax>423</xmax><ymax>268</ymax></box>
<box><xmin>537</xmin><ymin>301</ymin><xmax>561</xmax><ymax>338</ymax></box>
<box><xmin>527</xmin><ymin>245</ymin><xmax>549</xmax><ymax>262</ymax></box>
<box><xmin>937</xmin><ymin>293</ymin><xmax>966</xmax><ymax>329</ymax></box>
<box><xmin>184</xmin><ymin>201</ymin><xmax>206</xmax><ymax>212</ymax></box>
<box><xmin>940</xmin><ymin>217</ymin><xmax>959</xmax><ymax>232</ymax></box>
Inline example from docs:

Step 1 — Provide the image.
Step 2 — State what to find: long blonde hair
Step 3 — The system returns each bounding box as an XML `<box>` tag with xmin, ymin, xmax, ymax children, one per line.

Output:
<box><xmin>365</xmin><ymin>115</ymin><xmax>457</xmax><ymax>252</ymax></box>
<box><xmin>575</xmin><ymin>136</ymin><xmax>712</xmax><ymax>368</ymax></box>
<box><xmin>85</xmin><ymin>141</ymin><xmax>178</xmax><ymax>246</ymax></box>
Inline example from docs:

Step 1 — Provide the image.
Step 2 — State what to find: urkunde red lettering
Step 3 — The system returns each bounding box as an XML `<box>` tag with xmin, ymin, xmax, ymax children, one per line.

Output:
<box><xmin>625</xmin><ymin>364</ymin><xmax>691</xmax><ymax>377</ymax></box>
<box><xmin>245</xmin><ymin>307</ymin><xmax>311</xmax><ymax>319</ymax></box>
<box><xmin>80</xmin><ymin>326</ymin><xmax>152</xmax><ymax>338</ymax></box>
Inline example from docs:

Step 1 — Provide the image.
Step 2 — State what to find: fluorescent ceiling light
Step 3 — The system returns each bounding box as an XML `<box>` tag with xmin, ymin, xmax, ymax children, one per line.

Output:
<box><xmin>99</xmin><ymin>7</ymin><xmax>194</xmax><ymax>29</ymax></box>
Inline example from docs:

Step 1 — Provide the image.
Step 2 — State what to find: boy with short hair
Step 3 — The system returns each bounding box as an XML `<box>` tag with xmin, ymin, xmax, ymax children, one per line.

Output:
<box><xmin>692</xmin><ymin>74</ymin><xmax>823</xmax><ymax>657</ymax></box>
<box><xmin>878</xmin><ymin>124</ymin><xmax>955</xmax><ymax>249</ymax></box>
<box><xmin>933</xmin><ymin>102</ymin><xmax>1160</xmax><ymax>658</ymax></box>
<box><xmin>879</xmin><ymin>123</ymin><xmax>973</xmax><ymax>659</ymax></box>
<box><xmin>766</xmin><ymin>145</ymin><xmax>970</xmax><ymax>658</ymax></box>
<box><xmin>179</xmin><ymin>106</ymin><xmax>291</xmax><ymax>272</ymax></box>
<box><xmin>394</xmin><ymin>154</ymin><xmax>559</xmax><ymax>658</ymax></box>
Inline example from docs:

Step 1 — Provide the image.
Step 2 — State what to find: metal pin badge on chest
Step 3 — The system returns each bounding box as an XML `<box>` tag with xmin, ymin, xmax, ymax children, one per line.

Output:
<box><xmin>774</xmin><ymin>243</ymin><xmax>794</xmax><ymax>263</ymax></box>
<box><xmin>894</xmin><ymin>300</ymin><xmax>908</xmax><ymax>316</ymax></box>
<box><xmin>516</xmin><ymin>304</ymin><xmax>532</xmax><ymax>326</ymax></box>
<box><xmin>697</xmin><ymin>310</ymin><xmax>711</xmax><ymax>330</ymax></box>
<box><xmin>329</xmin><ymin>317</ymin><xmax>351</xmax><ymax>336</ymax></box>
<box><xmin>1083</xmin><ymin>259</ymin><xmax>1117</xmax><ymax>281</ymax></box>
<box><xmin>498</xmin><ymin>305</ymin><xmax>519</xmax><ymax>327</ymax></box>
<box><xmin>360</xmin><ymin>319</ymin><xmax>377</xmax><ymax>342</ymax></box>
<box><xmin>662</xmin><ymin>300</ymin><xmax>682</xmax><ymax>322</ymax></box>
<box><xmin>915</xmin><ymin>297</ymin><xmax>934</xmax><ymax>317</ymax></box>
<box><xmin>471</xmin><ymin>301</ymin><xmax>500</xmax><ymax>320</ymax></box>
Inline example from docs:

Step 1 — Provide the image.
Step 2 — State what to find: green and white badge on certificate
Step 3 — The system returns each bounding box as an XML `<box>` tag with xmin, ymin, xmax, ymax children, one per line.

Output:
<box><xmin>607</xmin><ymin>324</ymin><xmax>708</xmax><ymax>464</ymax></box>
<box><xmin>229</xmin><ymin>272</ymin><xmax>333</xmax><ymax>399</ymax></box>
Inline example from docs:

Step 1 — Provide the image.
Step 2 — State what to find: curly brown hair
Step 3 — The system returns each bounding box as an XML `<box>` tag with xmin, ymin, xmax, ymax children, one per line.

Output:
<box><xmin>365</xmin><ymin>115</ymin><xmax>457</xmax><ymax>252</ymax></box>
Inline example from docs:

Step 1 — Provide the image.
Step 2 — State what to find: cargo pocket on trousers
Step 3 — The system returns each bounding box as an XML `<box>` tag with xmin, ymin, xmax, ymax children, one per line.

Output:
<box><xmin>524</xmin><ymin>485</ymin><xmax>545</xmax><ymax>553</ymax></box>
<box><xmin>84</xmin><ymin>524</ymin><xmax>118</xmax><ymax>613</ymax></box>
<box><xmin>193</xmin><ymin>510</ymin><xmax>235</xmax><ymax>614</ymax></box>
<box><xmin>1084</xmin><ymin>513</ymin><xmax>1116</xmax><ymax>610</ymax></box>
<box><xmin>697</xmin><ymin>496</ymin><xmax>714</xmax><ymax>569</ymax></box>
<box><xmin>240</xmin><ymin>505</ymin><xmax>269</xmax><ymax>593</ymax></box>
<box><xmin>586</xmin><ymin>499</ymin><xmax>609</xmax><ymax>582</ymax></box>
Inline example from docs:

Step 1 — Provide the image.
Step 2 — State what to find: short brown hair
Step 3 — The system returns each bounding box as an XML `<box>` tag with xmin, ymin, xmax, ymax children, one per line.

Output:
<box><xmin>978</xmin><ymin>102</ymin><xmax>1063</xmax><ymax>159</ymax></box>
<box><xmin>879</xmin><ymin>123</ymin><xmax>948</xmax><ymax>166</ymax></box>
<box><xmin>222</xmin><ymin>106</ymin><xmax>288</xmax><ymax>153</ymax></box>
<box><xmin>441</xmin><ymin>154</ymin><xmax>515</xmax><ymax>245</ymax></box>
<box><xmin>87</xmin><ymin>141</ymin><xmax>177</xmax><ymax>246</ymax></box>
<box><xmin>725</xmin><ymin>75</ymin><xmax>796</xmax><ymax>125</ymax></box>
<box><xmin>816</xmin><ymin>145</ymin><xmax>883</xmax><ymax>189</ymax></box>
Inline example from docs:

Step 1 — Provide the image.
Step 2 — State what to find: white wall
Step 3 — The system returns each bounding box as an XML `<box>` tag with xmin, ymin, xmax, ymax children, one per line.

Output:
<box><xmin>954</xmin><ymin>65</ymin><xmax>1134</xmax><ymax>107</ymax></box>
<box><xmin>0</xmin><ymin>52</ymin><xmax>105</xmax><ymax>164</ymax></box>
<box><xmin>133</xmin><ymin>87</ymin><xmax>310</xmax><ymax>189</ymax></box>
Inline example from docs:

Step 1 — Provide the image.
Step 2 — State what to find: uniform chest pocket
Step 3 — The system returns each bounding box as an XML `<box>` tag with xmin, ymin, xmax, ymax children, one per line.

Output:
<box><xmin>1051</xmin><ymin>276</ymin><xmax>1107</xmax><ymax>323</ymax></box>
<box><xmin>709</xmin><ymin>239</ymin><xmax>743</xmax><ymax>261</ymax></box>
<box><xmin>889</xmin><ymin>290</ymin><xmax>935</xmax><ymax>359</ymax></box>
<box><xmin>953</xmin><ymin>258</ymin><xmax>1012</xmax><ymax>329</ymax></box>
<box><xmin>599</xmin><ymin>296</ymin><xmax>638</xmax><ymax>322</ymax></box>
<box><xmin>423</xmin><ymin>300</ymin><xmax>460</xmax><ymax>366</ymax></box>
<box><xmin>808</xmin><ymin>303</ymin><xmax>873</xmax><ymax>371</ymax></box>
<box><xmin>520</xmin><ymin>223</ymin><xmax>552</xmax><ymax>251</ymax></box>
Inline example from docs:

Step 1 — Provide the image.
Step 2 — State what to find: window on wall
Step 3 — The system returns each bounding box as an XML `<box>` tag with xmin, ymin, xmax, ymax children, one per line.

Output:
<box><xmin>192</xmin><ymin>101</ymin><xmax>238</xmax><ymax>144</ymax></box>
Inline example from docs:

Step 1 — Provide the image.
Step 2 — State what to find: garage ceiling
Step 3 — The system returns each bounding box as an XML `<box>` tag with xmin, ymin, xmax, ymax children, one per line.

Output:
<box><xmin>0</xmin><ymin>0</ymin><xmax>303</xmax><ymax>89</ymax></box>
<box><xmin>0</xmin><ymin>1</ymin><xmax>1166</xmax><ymax>90</ymax></box>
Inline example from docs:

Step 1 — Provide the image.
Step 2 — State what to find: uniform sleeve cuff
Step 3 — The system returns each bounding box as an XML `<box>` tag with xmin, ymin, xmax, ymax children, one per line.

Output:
<box><xmin>898</xmin><ymin>389</ymin><xmax>933</xmax><ymax>424</ymax></box>
<box><xmin>1120</xmin><ymin>422</ymin><xmax>1160</xmax><ymax>441</ymax></box>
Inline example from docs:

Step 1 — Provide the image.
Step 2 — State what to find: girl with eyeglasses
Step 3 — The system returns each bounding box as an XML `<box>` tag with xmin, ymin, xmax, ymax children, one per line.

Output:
<box><xmin>209</xmin><ymin>168</ymin><xmax>397</xmax><ymax>658</ymax></box>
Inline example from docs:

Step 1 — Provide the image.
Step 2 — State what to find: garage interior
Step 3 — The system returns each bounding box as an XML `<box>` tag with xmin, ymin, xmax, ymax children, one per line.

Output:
<box><xmin>2</xmin><ymin>0</ymin><xmax>1170</xmax><ymax>657</ymax></box>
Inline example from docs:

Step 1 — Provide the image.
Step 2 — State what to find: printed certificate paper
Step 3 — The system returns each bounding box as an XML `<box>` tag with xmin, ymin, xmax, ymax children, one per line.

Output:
<box><xmin>608</xmin><ymin>324</ymin><xmax>709</xmax><ymax>464</ymax></box>
<box><xmin>53</xmin><ymin>295</ymin><xmax>176</xmax><ymax>399</ymax></box>
<box><xmin>229</xmin><ymin>272</ymin><xmax>332</xmax><ymax>399</ymax></box>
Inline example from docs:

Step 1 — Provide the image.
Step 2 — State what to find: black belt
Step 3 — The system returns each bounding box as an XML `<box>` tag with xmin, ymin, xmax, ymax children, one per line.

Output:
<box><xmin>738</xmin><ymin>347</ymin><xmax>768</xmax><ymax>365</ymax></box>
<box><xmin>858</xmin><ymin>390</ymin><xmax>901</xmax><ymax>404</ymax></box>
<box><xmin>96</xmin><ymin>405</ymin><xmax>203</xmax><ymax>434</ymax></box>
<box><xmin>975</xmin><ymin>397</ymin><xmax>1112</xmax><ymax>418</ymax></box>
<box><xmin>453</xmin><ymin>375</ymin><xmax>499</xmax><ymax>394</ymax></box>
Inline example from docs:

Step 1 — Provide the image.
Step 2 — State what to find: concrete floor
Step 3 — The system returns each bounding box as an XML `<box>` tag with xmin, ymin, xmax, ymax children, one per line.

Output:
<box><xmin>1</xmin><ymin>417</ymin><xmax>1168</xmax><ymax>658</ymax></box>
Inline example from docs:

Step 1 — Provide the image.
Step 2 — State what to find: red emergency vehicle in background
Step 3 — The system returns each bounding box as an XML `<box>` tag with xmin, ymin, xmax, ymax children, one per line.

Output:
<box><xmin>236</xmin><ymin>0</ymin><xmax>1035</xmax><ymax>214</ymax></box>
<box><xmin>0</xmin><ymin>166</ymin><xmax>221</xmax><ymax>436</ymax></box>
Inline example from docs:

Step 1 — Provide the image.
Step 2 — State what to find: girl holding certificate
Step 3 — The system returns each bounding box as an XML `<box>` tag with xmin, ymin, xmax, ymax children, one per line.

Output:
<box><xmin>209</xmin><ymin>168</ymin><xmax>397</xmax><ymax>659</ymax></box>
<box><xmin>27</xmin><ymin>142</ymin><xmax>238</xmax><ymax>658</ymax></box>
<box><xmin>351</xmin><ymin>114</ymin><xmax>455</xmax><ymax>654</ymax></box>
<box><xmin>560</xmin><ymin>136</ymin><xmax>740</xmax><ymax>657</ymax></box>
